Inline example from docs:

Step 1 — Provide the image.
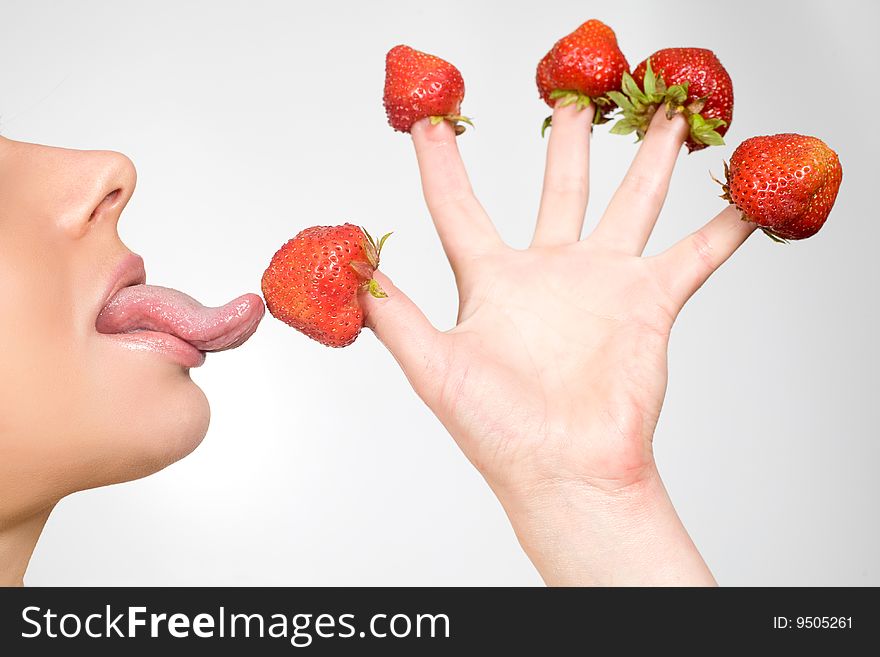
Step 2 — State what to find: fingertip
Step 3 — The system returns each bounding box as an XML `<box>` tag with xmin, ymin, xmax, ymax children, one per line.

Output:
<box><xmin>360</xmin><ymin>270</ymin><xmax>396</xmax><ymax>330</ymax></box>
<box><xmin>647</xmin><ymin>108</ymin><xmax>689</xmax><ymax>141</ymax></box>
<box><xmin>551</xmin><ymin>101</ymin><xmax>595</xmax><ymax>129</ymax></box>
<box><xmin>716</xmin><ymin>205</ymin><xmax>756</xmax><ymax>237</ymax></box>
<box><xmin>410</xmin><ymin>118</ymin><xmax>457</xmax><ymax>145</ymax></box>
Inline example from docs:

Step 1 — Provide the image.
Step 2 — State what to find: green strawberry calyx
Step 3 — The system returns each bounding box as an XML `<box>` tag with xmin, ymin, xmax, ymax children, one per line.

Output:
<box><xmin>541</xmin><ymin>92</ymin><xmax>614</xmax><ymax>137</ymax></box>
<box><xmin>351</xmin><ymin>228</ymin><xmax>393</xmax><ymax>298</ymax></box>
<box><xmin>609</xmin><ymin>60</ymin><xmax>727</xmax><ymax>148</ymax></box>
<box><xmin>710</xmin><ymin>161</ymin><xmax>789</xmax><ymax>244</ymax></box>
<box><xmin>429</xmin><ymin>114</ymin><xmax>474</xmax><ymax>136</ymax></box>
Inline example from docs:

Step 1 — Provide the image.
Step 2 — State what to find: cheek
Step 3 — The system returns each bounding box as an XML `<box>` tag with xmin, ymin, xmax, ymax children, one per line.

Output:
<box><xmin>0</xmin><ymin>239</ymin><xmax>211</xmax><ymax>511</ymax></box>
<box><xmin>0</xmin><ymin>329</ymin><xmax>211</xmax><ymax>511</ymax></box>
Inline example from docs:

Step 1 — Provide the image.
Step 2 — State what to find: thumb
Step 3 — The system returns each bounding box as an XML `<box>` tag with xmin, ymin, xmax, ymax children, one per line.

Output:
<box><xmin>361</xmin><ymin>270</ymin><xmax>445</xmax><ymax>387</ymax></box>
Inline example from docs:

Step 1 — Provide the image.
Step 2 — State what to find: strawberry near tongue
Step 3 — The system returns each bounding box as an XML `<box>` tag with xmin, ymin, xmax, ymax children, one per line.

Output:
<box><xmin>96</xmin><ymin>285</ymin><xmax>265</xmax><ymax>352</ymax></box>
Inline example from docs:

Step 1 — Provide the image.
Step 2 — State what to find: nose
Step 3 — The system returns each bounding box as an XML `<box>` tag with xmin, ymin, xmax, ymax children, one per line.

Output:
<box><xmin>59</xmin><ymin>149</ymin><xmax>138</xmax><ymax>237</ymax></box>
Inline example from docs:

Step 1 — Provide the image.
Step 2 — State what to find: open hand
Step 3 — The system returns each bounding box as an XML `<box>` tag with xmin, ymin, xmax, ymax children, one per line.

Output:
<box><xmin>364</xmin><ymin>103</ymin><xmax>754</xmax><ymax>585</ymax></box>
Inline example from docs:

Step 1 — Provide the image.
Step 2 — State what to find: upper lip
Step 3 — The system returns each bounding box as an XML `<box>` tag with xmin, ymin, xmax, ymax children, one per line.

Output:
<box><xmin>98</xmin><ymin>252</ymin><xmax>147</xmax><ymax>320</ymax></box>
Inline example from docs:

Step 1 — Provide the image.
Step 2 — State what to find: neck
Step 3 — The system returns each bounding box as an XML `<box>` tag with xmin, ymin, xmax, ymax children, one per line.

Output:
<box><xmin>0</xmin><ymin>508</ymin><xmax>51</xmax><ymax>586</ymax></box>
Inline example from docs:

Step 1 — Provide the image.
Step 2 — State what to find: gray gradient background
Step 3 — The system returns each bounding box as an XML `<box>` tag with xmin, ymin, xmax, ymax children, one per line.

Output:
<box><xmin>2</xmin><ymin>0</ymin><xmax>877</xmax><ymax>585</ymax></box>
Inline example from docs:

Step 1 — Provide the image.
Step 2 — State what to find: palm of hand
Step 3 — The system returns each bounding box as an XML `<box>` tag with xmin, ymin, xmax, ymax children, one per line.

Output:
<box><xmin>438</xmin><ymin>242</ymin><xmax>673</xmax><ymax>494</ymax></box>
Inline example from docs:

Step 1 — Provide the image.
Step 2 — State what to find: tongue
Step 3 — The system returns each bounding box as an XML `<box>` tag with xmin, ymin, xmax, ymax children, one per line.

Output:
<box><xmin>96</xmin><ymin>285</ymin><xmax>265</xmax><ymax>352</ymax></box>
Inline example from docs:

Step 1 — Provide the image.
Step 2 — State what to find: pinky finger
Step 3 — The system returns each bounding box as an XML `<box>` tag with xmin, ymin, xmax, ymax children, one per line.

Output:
<box><xmin>652</xmin><ymin>206</ymin><xmax>757</xmax><ymax>308</ymax></box>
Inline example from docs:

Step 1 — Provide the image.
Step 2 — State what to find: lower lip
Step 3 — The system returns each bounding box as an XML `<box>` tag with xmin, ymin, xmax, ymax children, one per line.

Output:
<box><xmin>101</xmin><ymin>331</ymin><xmax>206</xmax><ymax>368</ymax></box>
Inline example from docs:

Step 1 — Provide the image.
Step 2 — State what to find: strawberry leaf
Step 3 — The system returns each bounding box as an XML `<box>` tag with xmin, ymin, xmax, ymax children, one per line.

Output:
<box><xmin>449</xmin><ymin>114</ymin><xmax>474</xmax><ymax>128</ymax></box>
<box><xmin>592</xmin><ymin>111</ymin><xmax>611</xmax><ymax>126</ymax></box>
<box><xmin>549</xmin><ymin>90</ymin><xmax>580</xmax><ymax>109</ymax></box>
<box><xmin>560</xmin><ymin>93</ymin><xmax>579</xmax><ymax>108</ymax></box>
<box><xmin>688</xmin><ymin>114</ymin><xmax>725</xmax><ymax>146</ymax></box>
<box><xmin>688</xmin><ymin>97</ymin><xmax>707</xmax><ymax>115</ymax></box>
<box><xmin>368</xmin><ymin>278</ymin><xmax>389</xmax><ymax>298</ymax></box>
<box><xmin>655</xmin><ymin>75</ymin><xmax>668</xmax><ymax>95</ymax></box>
<box><xmin>709</xmin><ymin>166</ymin><xmax>732</xmax><ymax>202</ymax></box>
<box><xmin>643</xmin><ymin>60</ymin><xmax>657</xmax><ymax>97</ymax></box>
<box><xmin>362</xmin><ymin>227</ymin><xmax>376</xmax><ymax>249</ymax></box>
<box><xmin>550</xmin><ymin>90</ymin><xmax>595</xmax><ymax>113</ymax></box>
<box><xmin>606</xmin><ymin>91</ymin><xmax>633</xmax><ymax>112</ymax></box>
<box><xmin>350</xmin><ymin>261</ymin><xmax>375</xmax><ymax>281</ymax></box>
<box><xmin>760</xmin><ymin>228</ymin><xmax>790</xmax><ymax>244</ymax></box>
<box><xmin>697</xmin><ymin>131</ymin><xmax>725</xmax><ymax>146</ymax></box>
<box><xmin>610</xmin><ymin>119</ymin><xmax>638</xmax><ymax>135</ymax></box>
<box><xmin>541</xmin><ymin>115</ymin><xmax>552</xmax><ymax>137</ymax></box>
<box><xmin>666</xmin><ymin>84</ymin><xmax>688</xmax><ymax>106</ymax></box>
<box><xmin>621</xmin><ymin>73</ymin><xmax>642</xmax><ymax>102</ymax></box>
<box><xmin>377</xmin><ymin>232</ymin><xmax>392</xmax><ymax>255</ymax></box>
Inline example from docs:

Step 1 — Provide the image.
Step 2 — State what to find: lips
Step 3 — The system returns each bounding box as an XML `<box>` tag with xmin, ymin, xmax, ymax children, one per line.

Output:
<box><xmin>96</xmin><ymin>255</ymin><xmax>265</xmax><ymax>367</ymax></box>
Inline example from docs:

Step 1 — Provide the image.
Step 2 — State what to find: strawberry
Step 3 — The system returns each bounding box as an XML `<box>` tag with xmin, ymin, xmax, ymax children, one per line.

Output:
<box><xmin>383</xmin><ymin>45</ymin><xmax>472</xmax><ymax>135</ymax></box>
<box><xmin>716</xmin><ymin>134</ymin><xmax>842</xmax><ymax>242</ymax></box>
<box><xmin>536</xmin><ymin>50</ymin><xmax>555</xmax><ymax>107</ymax></box>
<box><xmin>261</xmin><ymin>224</ymin><xmax>390</xmax><ymax>347</ymax></box>
<box><xmin>610</xmin><ymin>48</ymin><xmax>733</xmax><ymax>152</ymax></box>
<box><xmin>537</xmin><ymin>19</ymin><xmax>629</xmax><ymax>134</ymax></box>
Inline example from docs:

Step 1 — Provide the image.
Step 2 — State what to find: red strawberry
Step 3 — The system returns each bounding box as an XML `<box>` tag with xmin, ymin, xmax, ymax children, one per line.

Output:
<box><xmin>717</xmin><ymin>134</ymin><xmax>842</xmax><ymax>241</ymax></box>
<box><xmin>383</xmin><ymin>45</ymin><xmax>472</xmax><ymax>135</ymax></box>
<box><xmin>261</xmin><ymin>224</ymin><xmax>390</xmax><ymax>347</ymax></box>
<box><xmin>610</xmin><ymin>48</ymin><xmax>733</xmax><ymax>152</ymax></box>
<box><xmin>536</xmin><ymin>50</ymin><xmax>555</xmax><ymax>107</ymax></box>
<box><xmin>536</xmin><ymin>19</ymin><xmax>629</xmax><ymax>134</ymax></box>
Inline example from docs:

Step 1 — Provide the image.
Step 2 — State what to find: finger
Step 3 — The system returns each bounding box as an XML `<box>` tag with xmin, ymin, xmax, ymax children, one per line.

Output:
<box><xmin>532</xmin><ymin>102</ymin><xmax>594</xmax><ymax>247</ymax></box>
<box><xmin>651</xmin><ymin>206</ymin><xmax>757</xmax><ymax>308</ymax></box>
<box><xmin>590</xmin><ymin>111</ymin><xmax>689</xmax><ymax>255</ymax></box>
<box><xmin>411</xmin><ymin>119</ymin><xmax>503</xmax><ymax>271</ymax></box>
<box><xmin>361</xmin><ymin>270</ymin><xmax>446</xmax><ymax>395</ymax></box>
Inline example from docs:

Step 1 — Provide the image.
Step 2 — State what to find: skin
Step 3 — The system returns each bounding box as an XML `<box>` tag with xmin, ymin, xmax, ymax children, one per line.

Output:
<box><xmin>0</xmin><ymin>136</ymin><xmax>211</xmax><ymax>586</ymax></box>
<box><xmin>363</xmin><ymin>104</ymin><xmax>756</xmax><ymax>585</ymax></box>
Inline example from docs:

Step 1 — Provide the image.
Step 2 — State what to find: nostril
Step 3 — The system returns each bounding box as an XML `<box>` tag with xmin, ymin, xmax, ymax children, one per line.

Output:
<box><xmin>89</xmin><ymin>188</ymin><xmax>121</xmax><ymax>222</ymax></box>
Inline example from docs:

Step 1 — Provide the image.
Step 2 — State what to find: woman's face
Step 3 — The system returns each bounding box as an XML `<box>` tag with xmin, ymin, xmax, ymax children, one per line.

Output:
<box><xmin>0</xmin><ymin>135</ymin><xmax>259</xmax><ymax>519</ymax></box>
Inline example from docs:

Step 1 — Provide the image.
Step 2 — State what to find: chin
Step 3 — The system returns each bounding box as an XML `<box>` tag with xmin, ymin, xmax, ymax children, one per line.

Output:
<box><xmin>75</xmin><ymin>359</ymin><xmax>213</xmax><ymax>491</ymax></box>
<box><xmin>116</xmin><ymin>374</ymin><xmax>212</xmax><ymax>481</ymax></box>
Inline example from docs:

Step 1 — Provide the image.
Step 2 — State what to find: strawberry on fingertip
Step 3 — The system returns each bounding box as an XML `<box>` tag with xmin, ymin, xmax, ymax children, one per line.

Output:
<box><xmin>383</xmin><ymin>45</ymin><xmax>472</xmax><ymax>135</ymax></box>
<box><xmin>610</xmin><ymin>48</ymin><xmax>733</xmax><ymax>153</ymax></box>
<box><xmin>537</xmin><ymin>19</ymin><xmax>629</xmax><ymax>135</ymax></box>
<box><xmin>261</xmin><ymin>224</ymin><xmax>391</xmax><ymax>347</ymax></box>
<box><xmin>717</xmin><ymin>134</ymin><xmax>842</xmax><ymax>241</ymax></box>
